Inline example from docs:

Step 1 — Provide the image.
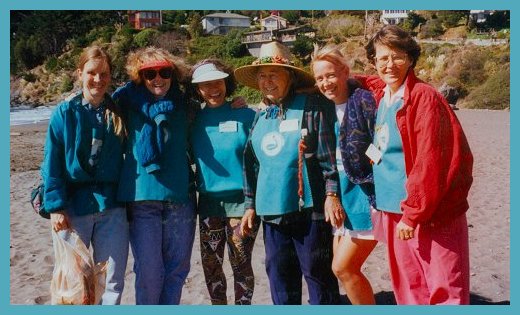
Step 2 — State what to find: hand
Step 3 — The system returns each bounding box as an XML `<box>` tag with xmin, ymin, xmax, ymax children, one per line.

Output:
<box><xmin>396</xmin><ymin>220</ymin><xmax>415</xmax><ymax>241</ymax></box>
<box><xmin>230</xmin><ymin>96</ymin><xmax>247</xmax><ymax>109</ymax></box>
<box><xmin>240</xmin><ymin>208</ymin><xmax>256</xmax><ymax>236</ymax></box>
<box><xmin>50</xmin><ymin>210</ymin><xmax>71</xmax><ymax>232</ymax></box>
<box><xmin>324</xmin><ymin>195</ymin><xmax>345</xmax><ymax>228</ymax></box>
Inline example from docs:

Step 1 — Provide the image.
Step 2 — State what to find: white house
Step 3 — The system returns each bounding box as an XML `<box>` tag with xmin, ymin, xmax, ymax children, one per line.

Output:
<box><xmin>470</xmin><ymin>10</ymin><xmax>494</xmax><ymax>24</ymax></box>
<box><xmin>261</xmin><ymin>14</ymin><xmax>288</xmax><ymax>31</ymax></box>
<box><xmin>202</xmin><ymin>13</ymin><xmax>251</xmax><ymax>35</ymax></box>
<box><xmin>380</xmin><ymin>10</ymin><xmax>411</xmax><ymax>25</ymax></box>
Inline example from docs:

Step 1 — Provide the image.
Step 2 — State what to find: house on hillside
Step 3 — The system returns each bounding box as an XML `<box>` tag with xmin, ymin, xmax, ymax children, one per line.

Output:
<box><xmin>128</xmin><ymin>11</ymin><xmax>162</xmax><ymax>29</ymax></box>
<box><xmin>469</xmin><ymin>10</ymin><xmax>495</xmax><ymax>24</ymax></box>
<box><xmin>201</xmin><ymin>13</ymin><xmax>251</xmax><ymax>35</ymax></box>
<box><xmin>242</xmin><ymin>22</ymin><xmax>316</xmax><ymax>57</ymax></box>
<box><xmin>380</xmin><ymin>10</ymin><xmax>411</xmax><ymax>25</ymax></box>
<box><xmin>261</xmin><ymin>14</ymin><xmax>288</xmax><ymax>31</ymax></box>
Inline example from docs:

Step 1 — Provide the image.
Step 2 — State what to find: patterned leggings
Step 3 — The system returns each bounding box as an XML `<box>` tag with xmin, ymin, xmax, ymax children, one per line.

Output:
<box><xmin>199</xmin><ymin>216</ymin><xmax>260</xmax><ymax>305</ymax></box>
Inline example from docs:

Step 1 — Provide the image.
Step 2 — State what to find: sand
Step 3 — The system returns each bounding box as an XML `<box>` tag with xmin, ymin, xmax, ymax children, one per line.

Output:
<box><xmin>9</xmin><ymin>109</ymin><xmax>510</xmax><ymax>305</ymax></box>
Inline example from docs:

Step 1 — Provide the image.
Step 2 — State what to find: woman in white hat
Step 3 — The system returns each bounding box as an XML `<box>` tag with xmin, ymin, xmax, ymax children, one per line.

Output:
<box><xmin>236</xmin><ymin>41</ymin><xmax>340</xmax><ymax>305</ymax></box>
<box><xmin>189</xmin><ymin>59</ymin><xmax>260</xmax><ymax>305</ymax></box>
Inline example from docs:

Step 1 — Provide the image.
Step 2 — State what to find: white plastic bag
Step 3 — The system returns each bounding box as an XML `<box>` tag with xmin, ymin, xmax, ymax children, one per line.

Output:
<box><xmin>50</xmin><ymin>229</ymin><xmax>107</xmax><ymax>305</ymax></box>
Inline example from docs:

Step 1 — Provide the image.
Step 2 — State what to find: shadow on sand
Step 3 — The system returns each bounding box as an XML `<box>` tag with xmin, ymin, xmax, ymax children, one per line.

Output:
<box><xmin>336</xmin><ymin>292</ymin><xmax>509</xmax><ymax>305</ymax></box>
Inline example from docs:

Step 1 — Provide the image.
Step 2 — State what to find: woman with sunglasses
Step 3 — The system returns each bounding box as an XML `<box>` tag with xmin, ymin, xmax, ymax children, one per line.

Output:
<box><xmin>112</xmin><ymin>47</ymin><xmax>196</xmax><ymax>305</ymax></box>
<box><xmin>357</xmin><ymin>25</ymin><xmax>473</xmax><ymax>304</ymax></box>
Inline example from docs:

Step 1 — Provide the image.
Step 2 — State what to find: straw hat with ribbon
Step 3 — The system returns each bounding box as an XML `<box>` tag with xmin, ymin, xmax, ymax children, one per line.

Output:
<box><xmin>234</xmin><ymin>41</ymin><xmax>315</xmax><ymax>90</ymax></box>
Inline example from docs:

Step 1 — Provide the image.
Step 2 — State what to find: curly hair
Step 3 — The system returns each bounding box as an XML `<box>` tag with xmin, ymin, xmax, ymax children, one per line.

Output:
<box><xmin>125</xmin><ymin>46</ymin><xmax>191</xmax><ymax>86</ymax></box>
<box><xmin>365</xmin><ymin>25</ymin><xmax>421</xmax><ymax>69</ymax></box>
<box><xmin>189</xmin><ymin>58</ymin><xmax>237</xmax><ymax>103</ymax></box>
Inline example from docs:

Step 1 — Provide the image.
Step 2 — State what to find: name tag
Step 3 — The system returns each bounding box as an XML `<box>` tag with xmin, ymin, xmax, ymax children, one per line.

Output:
<box><xmin>279</xmin><ymin>119</ymin><xmax>299</xmax><ymax>133</ymax></box>
<box><xmin>365</xmin><ymin>143</ymin><xmax>382</xmax><ymax>165</ymax></box>
<box><xmin>219</xmin><ymin>121</ymin><xmax>238</xmax><ymax>133</ymax></box>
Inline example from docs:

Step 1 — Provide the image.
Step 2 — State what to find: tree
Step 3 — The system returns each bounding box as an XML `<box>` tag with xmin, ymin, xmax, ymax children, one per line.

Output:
<box><xmin>437</xmin><ymin>10</ymin><xmax>468</xmax><ymax>28</ymax></box>
<box><xmin>402</xmin><ymin>12</ymin><xmax>426</xmax><ymax>32</ymax></box>
<box><xmin>291</xmin><ymin>35</ymin><xmax>314</xmax><ymax>60</ymax></box>
<box><xmin>223</xmin><ymin>30</ymin><xmax>248</xmax><ymax>58</ymax></box>
<box><xmin>188</xmin><ymin>13</ymin><xmax>203</xmax><ymax>39</ymax></box>
<box><xmin>282</xmin><ymin>11</ymin><xmax>301</xmax><ymax>24</ymax></box>
<box><xmin>134</xmin><ymin>28</ymin><xmax>160</xmax><ymax>48</ymax></box>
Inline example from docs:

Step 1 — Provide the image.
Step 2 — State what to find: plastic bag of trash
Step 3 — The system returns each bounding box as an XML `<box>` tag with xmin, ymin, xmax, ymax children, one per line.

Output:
<box><xmin>50</xmin><ymin>229</ymin><xmax>107</xmax><ymax>305</ymax></box>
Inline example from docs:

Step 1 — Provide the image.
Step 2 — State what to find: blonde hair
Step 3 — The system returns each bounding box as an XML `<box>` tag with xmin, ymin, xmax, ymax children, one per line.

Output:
<box><xmin>125</xmin><ymin>46</ymin><xmax>190</xmax><ymax>85</ymax></box>
<box><xmin>77</xmin><ymin>45</ymin><xmax>126</xmax><ymax>138</ymax></box>
<box><xmin>310</xmin><ymin>44</ymin><xmax>350</xmax><ymax>76</ymax></box>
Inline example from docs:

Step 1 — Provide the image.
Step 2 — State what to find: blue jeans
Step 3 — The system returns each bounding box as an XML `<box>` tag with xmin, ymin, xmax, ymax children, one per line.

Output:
<box><xmin>59</xmin><ymin>207</ymin><xmax>129</xmax><ymax>305</ymax></box>
<box><xmin>129</xmin><ymin>200</ymin><xmax>196</xmax><ymax>304</ymax></box>
<box><xmin>263</xmin><ymin>217</ymin><xmax>339</xmax><ymax>305</ymax></box>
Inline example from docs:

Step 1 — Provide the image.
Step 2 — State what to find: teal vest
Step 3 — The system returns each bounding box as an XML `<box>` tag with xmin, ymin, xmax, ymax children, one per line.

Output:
<box><xmin>251</xmin><ymin>94</ymin><xmax>313</xmax><ymax>216</ymax></box>
<box><xmin>191</xmin><ymin>102</ymin><xmax>254</xmax><ymax>197</ymax></box>
<box><xmin>335</xmin><ymin>121</ymin><xmax>372</xmax><ymax>230</ymax></box>
<box><xmin>373</xmin><ymin>97</ymin><xmax>407</xmax><ymax>213</ymax></box>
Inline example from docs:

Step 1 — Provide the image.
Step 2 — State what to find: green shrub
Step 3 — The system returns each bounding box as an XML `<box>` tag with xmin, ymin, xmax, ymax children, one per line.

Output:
<box><xmin>234</xmin><ymin>86</ymin><xmax>263</xmax><ymax>105</ymax></box>
<box><xmin>461</xmin><ymin>66</ymin><xmax>509</xmax><ymax>110</ymax></box>
<box><xmin>22</xmin><ymin>72</ymin><xmax>37</xmax><ymax>83</ymax></box>
<box><xmin>85</xmin><ymin>26</ymin><xmax>116</xmax><ymax>44</ymax></box>
<box><xmin>134</xmin><ymin>28</ymin><xmax>160</xmax><ymax>48</ymax></box>
<box><xmin>60</xmin><ymin>76</ymin><xmax>74</xmax><ymax>93</ymax></box>
<box><xmin>45</xmin><ymin>56</ymin><xmax>58</xmax><ymax>72</ymax></box>
<box><xmin>418</xmin><ymin>19</ymin><xmax>444</xmax><ymax>39</ymax></box>
<box><xmin>291</xmin><ymin>35</ymin><xmax>315</xmax><ymax>60</ymax></box>
<box><xmin>315</xmin><ymin>14</ymin><xmax>364</xmax><ymax>41</ymax></box>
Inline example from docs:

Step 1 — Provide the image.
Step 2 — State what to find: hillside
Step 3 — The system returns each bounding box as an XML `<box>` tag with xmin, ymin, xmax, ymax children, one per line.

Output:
<box><xmin>10</xmin><ymin>10</ymin><xmax>510</xmax><ymax>110</ymax></box>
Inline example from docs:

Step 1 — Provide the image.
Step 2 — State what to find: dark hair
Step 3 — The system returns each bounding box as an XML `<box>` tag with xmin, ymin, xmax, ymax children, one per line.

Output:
<box><xmin>189</xmin><ymin>58</ymin><xmax>236</xmax><ymax>103</ymax></box>
<box><xmin>365</xmin><ymin>25</ymin><xmax>421</xmax><ymax>68</ymax></box>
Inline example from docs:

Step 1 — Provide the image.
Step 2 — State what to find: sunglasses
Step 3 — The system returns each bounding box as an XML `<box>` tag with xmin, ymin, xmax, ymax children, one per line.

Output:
<box><xmin>141</xmin><ymin>68</ymin><xmax>173</xmax><ymax>80</ymax></box>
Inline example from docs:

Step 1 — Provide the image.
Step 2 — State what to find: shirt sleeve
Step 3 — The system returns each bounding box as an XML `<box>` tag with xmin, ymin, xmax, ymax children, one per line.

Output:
<box><xmin>307</xmin><ymin>96</ymin><xmax>339</xmax><ymax>195</ymax></box>
<box><xmin>41</xmin><ymin>106</ymin><xmax>68</xmax><ymax>213</ymax></box>
<box><xmin>400</xmin><ymin>91</ymin><xmax>451</xmax><ymax>227</ymax></box>
<box><xmin>243</xmin><ymin>111</ymin><xmax>260</xmax><ymax>210</ymax></box>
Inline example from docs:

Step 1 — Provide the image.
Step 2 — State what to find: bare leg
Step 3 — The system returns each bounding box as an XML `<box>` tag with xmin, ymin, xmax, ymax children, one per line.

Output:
<box><xmin>332</xmin><ymin>235</ymin><xmax>377</xmax><ymax>305</ymax></box>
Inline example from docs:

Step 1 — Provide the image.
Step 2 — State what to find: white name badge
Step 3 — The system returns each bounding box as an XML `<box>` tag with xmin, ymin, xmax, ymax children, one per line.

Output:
<box><xmin>279</xmin><ymin>119</ymin><xmax>299</xmax><ymax>133</ymax></box>
<box><xmin>365</xmin><ymin>143</ymin><xmax>382</xmax><ymax>165</ymax></box>
<box><xmin>219</xmin><ymin>121</ymin><xmax>238</xmax><ymax>133</ymax></box>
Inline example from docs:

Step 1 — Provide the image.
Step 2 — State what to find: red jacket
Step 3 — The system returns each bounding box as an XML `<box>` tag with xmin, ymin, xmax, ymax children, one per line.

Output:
<box><xmin>356</xmin><ymin>71</ymin><xmax>473</xmax><ymax>228</ymax></box>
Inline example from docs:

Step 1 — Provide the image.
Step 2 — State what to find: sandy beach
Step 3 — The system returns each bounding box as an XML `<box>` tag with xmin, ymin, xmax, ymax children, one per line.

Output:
<box><xmin>9</xmin><ymin>109</ymin><xmax>510</xmax><ymax>305</ymax></box>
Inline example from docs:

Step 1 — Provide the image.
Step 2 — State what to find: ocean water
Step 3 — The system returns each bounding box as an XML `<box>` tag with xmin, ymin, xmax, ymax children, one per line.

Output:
<box><xmin>10</xmin><ymin>105</ymin><xmax>55</xmax><ymax>126</ymax></box>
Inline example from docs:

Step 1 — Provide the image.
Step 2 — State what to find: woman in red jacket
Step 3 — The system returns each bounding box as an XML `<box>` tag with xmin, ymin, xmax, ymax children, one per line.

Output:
<box><xmin>359</xmin><ymin>25</ymin><xmax>474</xmax><ymax>304</ymax></box>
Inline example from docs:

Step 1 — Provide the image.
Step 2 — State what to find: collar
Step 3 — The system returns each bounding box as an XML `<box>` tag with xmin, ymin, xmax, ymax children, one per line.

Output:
<box><xmin>383</xmin><ymin>82</ymin><xmax>406</xmax><ymax>106</ymax></box>
<box><xmin>82</xmin><ymin>96</ymin><xmax>105</xmax><ymax>110</ymax></box>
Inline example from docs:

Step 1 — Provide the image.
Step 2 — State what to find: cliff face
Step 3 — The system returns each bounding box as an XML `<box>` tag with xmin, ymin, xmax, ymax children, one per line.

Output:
<box><xmin>10</xmin><ymin>66</ymin><xmax>78</xmax><ymax>107</ymax></box>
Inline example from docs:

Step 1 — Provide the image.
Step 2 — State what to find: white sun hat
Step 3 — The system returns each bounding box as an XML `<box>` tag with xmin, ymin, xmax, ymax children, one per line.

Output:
<box><xmin>191</xmin><ymin>63</ymin><xmax>229</xmax><ymax>83</ymax></box>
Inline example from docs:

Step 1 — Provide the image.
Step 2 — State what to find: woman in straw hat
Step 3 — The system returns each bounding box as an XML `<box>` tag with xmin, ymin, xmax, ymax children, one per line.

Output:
<box><xmin>112</xmin><ymin>47</ymin><xmax>196</xmax><ymax>305</ymax></box>
<box><xmin>235</xmin><ymin>41</ymin><xmax>340</xmax><ymax>305</ymax></box>
<box><xmin>310</xmin><ymin>44</ymin><xmax>378</xmax><ymax>304</ymax></box>
<box><xmin>188</xmin><ymin>59</ymin><xmax>260</xmax><ymax>305</ymax></box>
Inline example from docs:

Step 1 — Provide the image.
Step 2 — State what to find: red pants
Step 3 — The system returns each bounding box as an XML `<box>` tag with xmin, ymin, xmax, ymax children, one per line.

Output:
<box><xmin>372</xmin><ymin>210</ymin><xmax>470</xmax><ymax>304</ymax></box>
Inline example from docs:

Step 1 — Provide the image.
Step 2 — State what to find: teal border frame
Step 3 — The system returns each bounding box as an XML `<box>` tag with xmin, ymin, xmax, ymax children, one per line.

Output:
<box><xmin>3</xmin><ymin>1</ymin><xmax>514</xmax><ymax>315</ymax></box>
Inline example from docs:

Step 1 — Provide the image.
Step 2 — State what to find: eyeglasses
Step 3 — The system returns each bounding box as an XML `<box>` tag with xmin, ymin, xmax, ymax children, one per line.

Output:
<box><xmin>374</xmin><ymin>54</ymin><xmax>408</xmax><ymax>68</ymax></box>
<box><xmin>141</xmin><ymin>68</ymin><xmax>173</xmax><ymax>80</ymax></box>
